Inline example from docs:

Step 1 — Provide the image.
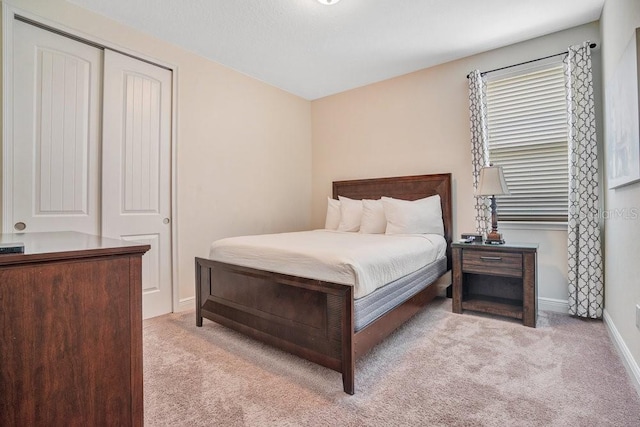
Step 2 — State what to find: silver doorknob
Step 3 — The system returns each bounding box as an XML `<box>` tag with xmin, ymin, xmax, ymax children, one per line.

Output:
<box><xmin>163</xmin><ymin>218</ymin><xmax>170</xmax><ymax>224</ymax></box>
<box><xmin>14</xmin><ymin>222</ymin><xmax>26</xmax><ymax>231</ymax></box>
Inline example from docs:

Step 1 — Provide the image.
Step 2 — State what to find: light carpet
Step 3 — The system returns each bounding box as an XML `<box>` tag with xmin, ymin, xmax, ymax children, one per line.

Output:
<box><xmin>143</xmin><ymin>297</ymin><xmax>640</xmax><ymax>426</ymax></box>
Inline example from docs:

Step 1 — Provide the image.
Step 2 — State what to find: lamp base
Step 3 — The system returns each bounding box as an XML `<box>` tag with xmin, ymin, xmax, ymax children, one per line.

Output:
<box><xmin>485</xmin><ymin>231</ymin><xmax>505</xmax><ymax>245</ymax></box>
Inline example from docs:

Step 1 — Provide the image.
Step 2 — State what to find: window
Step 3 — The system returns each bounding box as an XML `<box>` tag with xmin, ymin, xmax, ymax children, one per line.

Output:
<box><xmin>485</xmin><ymin>62</ymin><xmax>569</xmax><ymax>222</ymax></box>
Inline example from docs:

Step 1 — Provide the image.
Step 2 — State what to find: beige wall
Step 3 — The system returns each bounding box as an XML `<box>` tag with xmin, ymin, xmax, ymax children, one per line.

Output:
<box><xmin>2</xmin><ymin>0</ymin><xmax>312</xmax><ymax>306</ymax></box>
<box><xmin>6</xmin><ymin>0</ymin><xmax>637</xmax><ymax>389</ymax></box>
<box><xmin>311</xmin><ymin>22</ymin><xmax>601</xmax><ymax>305</ymax></box>
<box><xmin>601</xmin><ymin>0</ymin><xmax>640</xmax><ymax>372</ymax></box>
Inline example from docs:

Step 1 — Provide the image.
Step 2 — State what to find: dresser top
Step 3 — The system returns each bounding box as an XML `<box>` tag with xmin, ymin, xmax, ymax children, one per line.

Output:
<box><xmin>0</xmin><ymin>232</ymin><xmax>150</xmax><ymax>266</ymax></box>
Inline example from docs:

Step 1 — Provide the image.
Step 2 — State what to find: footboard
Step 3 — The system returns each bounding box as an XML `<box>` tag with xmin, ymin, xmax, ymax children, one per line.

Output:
<box><xmin>195</xmin><ymin>257</ymin><xmax>355</xmax><ymax>394</ymax></box>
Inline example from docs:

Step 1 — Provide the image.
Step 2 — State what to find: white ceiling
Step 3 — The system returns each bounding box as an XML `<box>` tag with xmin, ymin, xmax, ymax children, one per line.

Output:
<box><xmin>68</xmin><ymin>0</ymin><xmax>604</xmax><ymax>100</ymax></box>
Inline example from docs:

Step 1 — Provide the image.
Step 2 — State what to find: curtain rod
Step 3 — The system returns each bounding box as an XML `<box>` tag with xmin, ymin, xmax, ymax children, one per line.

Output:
<box><xmin>466</xmin><ymin>42</ymin><xmax>597</xmax><ymax>79</ymax></box>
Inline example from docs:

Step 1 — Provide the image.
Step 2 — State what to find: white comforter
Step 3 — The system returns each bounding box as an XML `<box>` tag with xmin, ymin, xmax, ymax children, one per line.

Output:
<box><xmin>209</xmin><ymin>230</ymin><xmax>446</xmax><ymax>299</ymax></box>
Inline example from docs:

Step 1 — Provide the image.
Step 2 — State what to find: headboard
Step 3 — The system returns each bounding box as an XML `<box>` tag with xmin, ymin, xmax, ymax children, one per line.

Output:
<box><xmin>332</xmin><ymin>173</ymin><xmax>453</xmax><ymax>270</ymax></box>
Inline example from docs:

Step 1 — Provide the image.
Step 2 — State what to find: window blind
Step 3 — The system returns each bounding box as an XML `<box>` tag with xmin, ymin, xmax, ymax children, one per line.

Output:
<box><xmin>486</xmin><ymin>64</ymin><xmax>569</xmax><ymax>222</ymax></box>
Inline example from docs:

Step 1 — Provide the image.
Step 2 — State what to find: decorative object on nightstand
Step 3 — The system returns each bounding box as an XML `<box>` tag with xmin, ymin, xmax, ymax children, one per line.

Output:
<box><xmin>452</xmin><ymin>242</ymin><xmax>538</xmax><ymax>327</ymax></box>
<box><xmin>477</xmin><ymin>164</ymin><xmax>510</xmax><ymax>244</ymax></box>
<box><xmin>460</xmin><ymin>233</ymin><xmax>483</xmax><ymax>243</ymax></box>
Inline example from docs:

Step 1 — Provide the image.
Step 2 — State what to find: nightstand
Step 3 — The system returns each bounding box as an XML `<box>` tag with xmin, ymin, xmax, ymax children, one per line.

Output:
<box><xmin>452</xmin><ymin>242</ymin><xmax>538</xmax><ymax>327</ymax></box>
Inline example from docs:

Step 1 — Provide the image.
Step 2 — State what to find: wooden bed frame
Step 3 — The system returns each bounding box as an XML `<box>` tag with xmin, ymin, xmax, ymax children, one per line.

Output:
<box><xmin>195</xmin><ymin>173</ymin><xmax>452</xmax><ymax>394</ymax></box>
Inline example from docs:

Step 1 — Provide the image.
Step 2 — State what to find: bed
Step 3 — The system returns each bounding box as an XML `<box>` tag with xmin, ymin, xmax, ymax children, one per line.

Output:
<box><xmin>195</xmin><ymin>173</ymin><xmax>452</xmax><ymax>394</ymax></box>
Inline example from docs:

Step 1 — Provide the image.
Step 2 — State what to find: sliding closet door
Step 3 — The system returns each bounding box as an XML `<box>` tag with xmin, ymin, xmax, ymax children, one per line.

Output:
<box><xmin>10</xmin><ymin>19</ymin><xmax>102</xmax><ymax>234</ymax></box>
<box><xmin>102</xmin><ymin>49</ymin><xmax>173</xmax><ymax>319</ymax></box>
<box><xmin>7</xmin><ymin>19</ymin><xmax>173</xmax><ymax>319</ymax></box>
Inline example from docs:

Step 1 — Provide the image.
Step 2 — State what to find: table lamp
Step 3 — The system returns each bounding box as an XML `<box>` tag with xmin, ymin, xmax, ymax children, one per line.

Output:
<box><xmin>477</xmin><ymin>165</ymin><xmax>510</xmax><ymax>244</ymax></box>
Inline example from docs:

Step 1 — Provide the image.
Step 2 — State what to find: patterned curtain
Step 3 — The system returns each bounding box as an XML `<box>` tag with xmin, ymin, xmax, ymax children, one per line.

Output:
<box><xmin>565</xmin><ymin>42</ymin><xmax>603</xmax><ymax>318</ymax></box>
<box><xmin>468</xmin><ymin>70</ymin><xmax>491</xmax><ymax>235</ymax></box>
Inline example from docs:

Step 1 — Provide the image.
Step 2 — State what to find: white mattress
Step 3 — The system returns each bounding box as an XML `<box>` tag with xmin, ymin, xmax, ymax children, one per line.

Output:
<box><xmin>208</xmin><ymin>230</ymin><xmax>446</xmax><ymax>299</ymax></box>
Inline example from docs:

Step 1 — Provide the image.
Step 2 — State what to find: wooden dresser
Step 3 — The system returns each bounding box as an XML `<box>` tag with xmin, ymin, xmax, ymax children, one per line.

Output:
<box><xmin>0</xmin><ymin>232</ymin><xmax>150</xmax><ymax>426</ymax></box>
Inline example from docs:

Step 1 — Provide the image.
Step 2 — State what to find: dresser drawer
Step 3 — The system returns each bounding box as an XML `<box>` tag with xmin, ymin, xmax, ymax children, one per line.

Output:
<box><xmin>462</xmin><ymin>249</ymin><xmax>522</xmax><ymax>277</ymax></box>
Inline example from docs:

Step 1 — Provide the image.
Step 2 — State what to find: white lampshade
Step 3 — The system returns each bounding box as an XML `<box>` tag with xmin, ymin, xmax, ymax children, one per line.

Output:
<box><xmin>317</xmin><ymin>0</ymin><xmax>341</xmax><ymax>4</ymax></box>
<box><xmin>477</xmin><ymin>165</ymin><xmax>510</xmax><ymax>196</ymax></box>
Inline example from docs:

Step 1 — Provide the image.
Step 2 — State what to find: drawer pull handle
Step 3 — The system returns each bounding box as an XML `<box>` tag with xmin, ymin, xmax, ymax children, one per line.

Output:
<box><xmin>480</xmin><ymin>256</ymin><xmax>502</xmax><ymax>261</ymax></box>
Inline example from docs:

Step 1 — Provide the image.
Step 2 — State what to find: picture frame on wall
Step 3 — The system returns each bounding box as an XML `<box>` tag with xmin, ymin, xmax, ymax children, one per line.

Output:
<box><xmin>606</xmin><ymin>28</ymin><xmax>640</xmax><ymax>189</ymax></box>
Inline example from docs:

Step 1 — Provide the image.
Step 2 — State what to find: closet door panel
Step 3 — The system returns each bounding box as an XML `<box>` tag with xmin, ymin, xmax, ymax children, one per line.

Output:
<box><xmin>102</xmin><ymin>49</ymin><xmax>173</xmax><ymax>319</ymax></box>
<box><xmin>11</xmin><ymin>19</ymin><xmax>102</xmax><ymax>234</ymax></box>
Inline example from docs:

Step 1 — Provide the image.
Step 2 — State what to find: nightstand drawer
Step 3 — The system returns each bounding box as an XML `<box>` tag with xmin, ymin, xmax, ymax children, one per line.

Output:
<box><xmin>462</xmin><ymin>249</ymin><xmax>522</xmax><ymax>277</ymax></box>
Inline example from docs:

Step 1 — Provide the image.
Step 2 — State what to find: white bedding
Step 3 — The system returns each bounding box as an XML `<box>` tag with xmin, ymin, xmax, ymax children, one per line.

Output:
<box><xmin>208</xmin><ymin>230</ymin><xmax>446</xmax><ymax>299</ymax></box>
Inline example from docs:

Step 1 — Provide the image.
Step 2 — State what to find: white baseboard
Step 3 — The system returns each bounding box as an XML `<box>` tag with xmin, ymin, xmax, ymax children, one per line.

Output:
<box><xmin>603</xmin><ymin>309</ymin><xmax>640</xmax><ymax>398</ymax></box>
<box><xmin>538</xmin><ymin>297</ymin><xmax>569</xmax><ymax>314</ymax></box>
<box><xmin>176</xmin><ymin>296</ymin><xmax>195</xmax><ymax>312</ymax></box>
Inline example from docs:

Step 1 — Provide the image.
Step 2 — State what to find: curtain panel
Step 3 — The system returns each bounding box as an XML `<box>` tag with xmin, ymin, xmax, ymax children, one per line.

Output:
<box><xmin>565</xmin><ymin>42</ymin><xmax>604</xmax><ymax>319</ymax></box>
<box><xmin>468</xmin><ymin>70</ymin><xmax>491</xmax><ymax>236</ymax></box>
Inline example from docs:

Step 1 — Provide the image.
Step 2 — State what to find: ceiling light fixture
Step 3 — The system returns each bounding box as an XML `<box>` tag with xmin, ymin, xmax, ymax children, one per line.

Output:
<box><xmin>317</xmin><ymin>0</ymin><xmax>341</xmax><ymax>5</ymax></box>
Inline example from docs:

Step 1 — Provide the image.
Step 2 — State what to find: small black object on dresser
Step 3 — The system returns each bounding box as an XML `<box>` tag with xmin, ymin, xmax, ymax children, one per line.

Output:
<box><xmin>0</xmin><ymin>242</ymin><xmax>24</xmax><ymax>254</ymax></box>
<box><xmin>460</xmin><ymin>233</ymin><xmax>483</xmax><ymax>243</ymax></box>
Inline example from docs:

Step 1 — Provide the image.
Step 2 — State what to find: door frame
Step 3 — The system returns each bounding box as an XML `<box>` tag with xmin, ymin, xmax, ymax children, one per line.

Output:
<box><xmin>2</xmin><ymin>4</ymin><xmax>181</xmax><ymax>313</ymax></box>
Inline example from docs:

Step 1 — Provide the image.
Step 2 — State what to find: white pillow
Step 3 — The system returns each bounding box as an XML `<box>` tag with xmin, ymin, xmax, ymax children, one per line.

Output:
<box><xmin>337</xmin><ymin>196</ymin><xmax>363</xmax><ymax>232</ymax></box>
<box><xmin>324</xmin><ymin>197</ymin><xmax>341</xmax><ymax>230</ymax></box>
<box><xmin>382</xmin><ymin>195</ymin><xmax>444</xmax><ymax>235</ymax></box>
<box><xmin>359</xmin><ymin>199</ymin><xmax>387</xmax><ymax>234</ymax></box>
